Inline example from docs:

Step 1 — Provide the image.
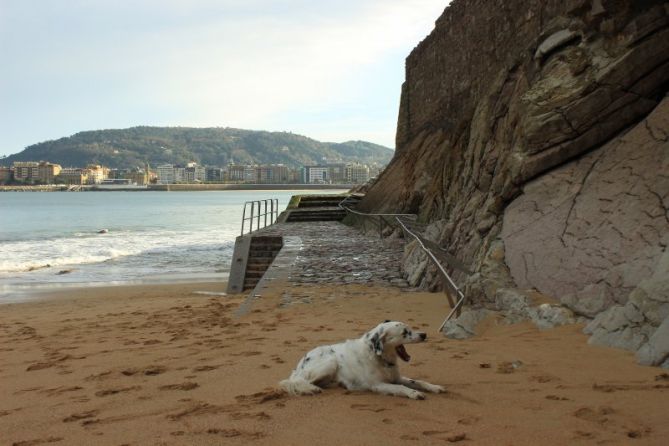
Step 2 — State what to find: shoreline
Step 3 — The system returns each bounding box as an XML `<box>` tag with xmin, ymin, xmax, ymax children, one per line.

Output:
<box><xmin>0</xmin><ymin>184</ymin><xmax>354</xmax><ymax>192</ymax></box>
<box><xmin>0</xmin><ymin>276</ymin><xmax>230</xmax><ymax>305</ymax></box>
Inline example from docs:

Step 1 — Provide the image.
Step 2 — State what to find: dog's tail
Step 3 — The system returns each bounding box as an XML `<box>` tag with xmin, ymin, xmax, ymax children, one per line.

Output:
<box><xmin>279</xmin><ymin>377</ymin><xmax>322</xmax><ymax>396</ymax></box>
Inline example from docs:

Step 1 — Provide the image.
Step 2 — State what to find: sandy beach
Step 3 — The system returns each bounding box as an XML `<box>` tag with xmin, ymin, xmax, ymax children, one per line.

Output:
<box><xmin>1</xmin><ymin>282</ymin><xmax>668</xmax><ymax>445</ymax></box>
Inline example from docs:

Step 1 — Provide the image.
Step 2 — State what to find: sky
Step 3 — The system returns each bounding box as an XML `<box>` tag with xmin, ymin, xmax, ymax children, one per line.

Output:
<box><xmin>0</xmin><ymin>0</ymin><xmax>449</xmax><ymax>157</ymax></box>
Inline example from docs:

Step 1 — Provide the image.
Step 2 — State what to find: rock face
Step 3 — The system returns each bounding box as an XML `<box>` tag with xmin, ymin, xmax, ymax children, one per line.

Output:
<box><xmin>358</xmin><ymin>0</ymin><xmax>669</xmax><ymax>360</ymax></box>
<box><xmin>503</xmin><ymin>100</ymin><xmax>669</xmax><ymax>317</ymax></box>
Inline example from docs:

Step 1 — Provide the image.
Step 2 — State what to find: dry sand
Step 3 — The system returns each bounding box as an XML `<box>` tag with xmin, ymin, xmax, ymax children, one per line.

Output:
<box><xmin>1</xmin><ymin>282</ymin><xmax>668</xmax><ymax>445</ymax></box>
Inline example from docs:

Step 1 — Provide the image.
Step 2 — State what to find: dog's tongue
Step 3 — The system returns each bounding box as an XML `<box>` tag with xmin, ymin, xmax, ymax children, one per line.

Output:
<box><xmin>396</xmin><ymin>345</ymin><xmax>411</xmax><ymax>362</ymax></box>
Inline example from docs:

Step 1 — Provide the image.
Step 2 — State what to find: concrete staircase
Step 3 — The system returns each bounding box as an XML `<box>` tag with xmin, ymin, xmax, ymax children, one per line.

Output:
<box><xmin>283</xmin><ymin>194</ymin><xmax>362</xmax><ymax>222</ymax></box>
<box><xmin>242</xmin><ymin>236</ymin><xmax>283</xmax><ymax>291</ymax></box>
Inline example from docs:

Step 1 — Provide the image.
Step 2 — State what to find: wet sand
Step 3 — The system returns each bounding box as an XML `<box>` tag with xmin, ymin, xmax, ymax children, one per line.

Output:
<box><xmin>1</xmin><ymin>282</ymin><xmax>667</xmax><ymax>445</ymax></box>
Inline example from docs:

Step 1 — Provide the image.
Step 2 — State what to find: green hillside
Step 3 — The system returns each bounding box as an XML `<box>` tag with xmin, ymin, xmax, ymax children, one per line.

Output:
<box><xmin>2</xmin><ymin>127</ymin><xmax>394</xmax><ymax>169</ymax></box>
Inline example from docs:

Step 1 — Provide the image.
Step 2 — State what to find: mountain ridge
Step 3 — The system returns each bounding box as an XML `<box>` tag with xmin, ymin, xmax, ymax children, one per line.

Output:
<box><xmin>2</xmin><ymin>126</ymin><xmax>393</xmax><ymax>169</ymax></box>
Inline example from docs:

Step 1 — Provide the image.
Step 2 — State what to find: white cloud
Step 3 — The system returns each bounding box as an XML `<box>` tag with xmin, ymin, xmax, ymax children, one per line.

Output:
<box><xmin>0</xmin><ymin>0</ymin><xmax>449</xmax><ymax>152</ymax></box>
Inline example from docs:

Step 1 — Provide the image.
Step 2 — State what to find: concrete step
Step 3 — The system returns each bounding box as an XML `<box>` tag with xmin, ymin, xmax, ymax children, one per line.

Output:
<box><xmin>249</xmin><ymin>244</ymin><xmax>283</xmax><ymax>250</ymax></box>
<box><xmin>247</xmin><ymin>258</ymin><xmax>274</xmax><ymax>265</ymax></box>
<box><xmin>287</xmin><ymin>210</ymin><xmax>346</xmax><ymax>217</ymax></box>
<box><xmin>245</xmin><ymin>271</ymin><xmax>266</xmax><ymax>279</ymax></box>
<box><xmin>286</xmin><ymin>215</ymin><xmax>345</xmax><ymax>222</ymax></box>
<box><xmin>243</xmin><ymin>280</ymin><xmax>260</xmax><ymax>289</ymax></box>
<box><xmin>247</xmin><ymin>250</ymin><xmax>282</xmax><ymax>257</ymax></box>
<box><xmin>297</xmin><ymin>200</ymin><xmax>344</xmax><ymax>208</ymax></box>
<box><xmin>246</xmin><ymin>266</ymin><xmax>272</xmax><ymax>273</ymax></box>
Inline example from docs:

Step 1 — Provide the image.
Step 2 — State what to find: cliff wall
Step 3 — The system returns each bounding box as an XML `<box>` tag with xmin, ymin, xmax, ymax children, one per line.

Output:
<box><xmin>359</xmin><ymin>0</ymin><xmax>669</xmax><ymax>365</ymax></box>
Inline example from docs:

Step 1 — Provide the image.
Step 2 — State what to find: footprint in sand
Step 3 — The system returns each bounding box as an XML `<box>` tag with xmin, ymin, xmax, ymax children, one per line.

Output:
<box><xmin>203</xmin><ymin>428</ymin><xmax>265</xmax><ymax>440</ymax></box>
<box><xmin>10</xmin><ymin>436</ymin><xmax>64</xmax><ymax>446</ymax></box>
<box><xmin>229</xmin><ymin>411</ymin><xmax>272</xmax><ymax>421</ymax></box>
<box><xmin>529</xmin><ymin>374</ymin><xmax>559</xmax><ymax>383</ymax></box>
<box><xmin>63</xmin><ymin>410</ymin><xmax>99</xmax><ymax>423</ymax></box>
<box><xmin>457</xmin><ymin>415</ymin><xmax>480</xmax><ymax>425</ymax></box>
<box><xmin>573</xmin><ymin>406</ymin><xmax>616</xmax><ymax>425</ymax></box>
<box><xmin>193</xmin><ymin>365</ymin><xmax>220</xmax><ymax>372</ymax></box>
<box><xmin>143</xmin><ymin>365</ymin><xmax>168</xmax><ymax>376</ymax></box>
<box><xmin>234</xmin><ymin>389</ymin><xmax>286</xmax><ymax>404</ymax></box>
<box><xmin>166</xmin><ymin>402</ymin><xmax>229</xmax><ymax>421</ymax></box>
<box><xmin>95</xmin><ymin>386</ymin><xmax>141</xmax><ymax>397</ymax></box>
<box><xmin>234</xmin><ymin>351</ymin><xmax>262</xmax><ymax>357</ymax></box>
<box><xmin>350</xmin><ymin>403</ymin><xmax>387</xmax><ymax>413</ymax></box>
<box><xmin>41</xmin><ymin>386</ymin><xmax>84</xmax><ymax>397</ymax></box>
<box><xmin>159</xmin><ymin>382</ymin><xmax>199</xmax><ymax>391</ymax></box>
<box><xmin>573</xmin><ymin>430</ymin><xmax>597</xmax><ymax>439</ymax></box>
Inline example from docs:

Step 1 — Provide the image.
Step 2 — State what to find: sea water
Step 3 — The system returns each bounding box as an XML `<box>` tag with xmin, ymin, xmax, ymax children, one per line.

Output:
<box><xmin>0</xmin><ymin>190</ymin><xmax>346</xmax><ymax>301</ymax></box>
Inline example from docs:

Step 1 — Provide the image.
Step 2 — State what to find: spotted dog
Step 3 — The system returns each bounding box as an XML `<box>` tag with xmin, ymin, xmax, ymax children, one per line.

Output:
<box><xmin>279</xmin><ymin>321</ymin><xmax>444</xmax><ymax>399</ymax></box>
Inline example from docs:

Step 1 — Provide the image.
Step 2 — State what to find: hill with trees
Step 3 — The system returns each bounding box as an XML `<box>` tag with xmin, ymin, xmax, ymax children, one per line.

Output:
<box><xmin>2</xmin><ymin>127</ymin><xmax>393</xmax><ymax>169</ymax></box>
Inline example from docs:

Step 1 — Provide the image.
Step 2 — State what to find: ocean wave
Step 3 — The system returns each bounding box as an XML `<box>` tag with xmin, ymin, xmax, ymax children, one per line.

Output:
<box><xmin>0</xmin><ymin>229</ymin><xmax>236</xmax><ymax>274</ymax></box>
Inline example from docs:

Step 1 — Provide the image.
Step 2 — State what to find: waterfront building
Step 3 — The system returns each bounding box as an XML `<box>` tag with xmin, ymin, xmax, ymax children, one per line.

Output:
<box><xmin>13</xmin><ymin>161</ymin><xmax>61</xmax><ymax>184</ymax></box>
<box><xmin>346</xmin><ymin>163</ymin><xmax>370</xmax><ymax>184</ymax></box>
<box><xmin>58</xmin><ymin>168</ymin><xmax>88</xmax><ymax>185</ymax></box>
<box><xmin>155</xmin><ymin>163</ymin><xmax>205</xmax><ymax>184</ymax></box>
<box><xmin>85</xmin><ymin>165</ymin><xmax>109</xmax><ymax>184</ymax></box>
<box><xmin>156</xmin><ymin>164</ymin><xmax>175</xmax><ymax>184</ymax></box>
<box><xmin>227</xmin><ymin>164</ymin><xmax>256</xmax><ymax>183</ymax></box>
<box><xmin>109</xmin><ymin>167</ymin><xmax>149</xmax><ymax>185</ymax></box>
<box><xmin>184</xmin><ymin>163</ymin><xmax>206</xmax><ymax>183</ymax></box>
<box><xmin>302</xmin><ymin>165</ymin><xmax>330</xmax><ymax>184</ymax></box>
<box><xmin>327</xmin><ymin>163</ymin><xmax>347</xmax><ymax>183</ymax></box>
<box><xmin>255</xmin><ymin>164</ymin><xmax>291</xmax><ymax>184</ymax></box>
<box><xmin>127</xmin><ymin>168</ymin><xmax>149</xmax><ymax>185</ymax></box>
<box><xmin>205</xmin><ymin>166</ymin><xmax>224</xmax><ymax>182</ymax></box>
<box><xmin>243</xmin><ymin>166</ymin><xmax>256</xmax><ymax>183</ymax></box>
<box><xmin>227</xmin><ymin>164</ymin><xmax>246</xmax><ymax>182</ymax></box>
<box><xmin>12</xmin><ymin>161</ymin><xmax>39</xmax><ymax>182</ymax></box>
<box><xmin>0</xmin><ymin>166</ymin><xmax>12</xmax><ymax>184</ymax></box>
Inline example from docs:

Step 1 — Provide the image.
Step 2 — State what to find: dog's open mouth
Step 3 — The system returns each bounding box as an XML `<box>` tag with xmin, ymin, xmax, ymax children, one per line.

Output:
<box><xmin>396</xmin><ymin>345</ymin><xmax>411</xmax><ymax>362</ymax></box>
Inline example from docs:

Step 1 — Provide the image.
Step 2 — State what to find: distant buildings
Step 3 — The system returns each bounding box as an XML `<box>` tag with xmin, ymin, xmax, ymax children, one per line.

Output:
<box><xmin>11</xmin><ymin>161</ymin><xmax>62</xmax><ymax>184</ymax></box>
<box><xmin>58</xmin><ymin>168</ymin><xmax>89</xmax><ymax>185</ymax></box>
<box><xmin>0</xmin><ymin>166</ymin><xmax>13</xmax><ymax>184</ymax></box>
<box><xmin>1</xmin><ymin>158</ymin><xmax>380</xmax><ymax>186</ymax></box>
<box><xmin>301</xmin><ymin>163</ymin><xmax>370</xmax><ymax>185</ymax></box>
<box><xmin>107</xmin><ymin>166</ymin><xmax>151</xmax><ymax>185</ymax></box>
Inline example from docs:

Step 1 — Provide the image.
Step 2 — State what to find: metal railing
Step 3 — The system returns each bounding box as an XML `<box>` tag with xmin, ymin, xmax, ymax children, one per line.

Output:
<box><xmin>338</xmin><ymin>196</ymin><xmax>467</xmax><ymax>332</ymax></box>
<box><xmin>241</xmin><ymin>199</ymin><xmax>279</xmax><ymax>236</ymax></box>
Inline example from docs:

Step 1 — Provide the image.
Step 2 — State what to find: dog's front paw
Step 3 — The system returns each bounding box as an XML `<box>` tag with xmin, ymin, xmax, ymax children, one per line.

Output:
<box><xmin>408</xmin><ymin>390</ymin><xmax>425</xmax><ymax>400</ymax></box>
<box><xmin>430</xmin><ymin>384</ymin><xmax>446</xmax><ymax>393</ymax></box>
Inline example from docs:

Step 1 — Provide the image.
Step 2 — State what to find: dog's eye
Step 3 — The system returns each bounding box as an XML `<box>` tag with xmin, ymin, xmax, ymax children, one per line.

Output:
<box><xmin>402</xmin><ymin>328</ymin><xmax>409</xmax><ymax>337</ymax></box>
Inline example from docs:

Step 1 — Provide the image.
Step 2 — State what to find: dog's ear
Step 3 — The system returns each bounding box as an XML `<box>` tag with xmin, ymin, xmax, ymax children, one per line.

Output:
<box><xmin>383</xmin><ymin>319</ymin><xmax>391</xmax><ymax>323</ymax></box>
<box><xmin>369</xmin><ymin>328</ymin><xmax>386</xmax><ymax>356</ymax></box>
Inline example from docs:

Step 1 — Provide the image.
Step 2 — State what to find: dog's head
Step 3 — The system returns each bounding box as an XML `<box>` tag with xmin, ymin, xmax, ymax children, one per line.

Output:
<box><xmin>365</xmin><ymin>320</ymin><xmax>427</xmax><ymax>363</ymax></box>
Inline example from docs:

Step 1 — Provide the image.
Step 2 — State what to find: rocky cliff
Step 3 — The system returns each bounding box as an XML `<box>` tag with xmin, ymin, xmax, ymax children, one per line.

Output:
<box><xmin>358</xmin><ymin>0</ymin><xmax>669</xmax><ymax>366</ymax></box>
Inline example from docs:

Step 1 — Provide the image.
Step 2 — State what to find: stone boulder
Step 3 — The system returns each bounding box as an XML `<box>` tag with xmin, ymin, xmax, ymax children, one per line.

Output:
<box><xmin>442</xmin><ymin>308</ymin><xmax>494</xmax><ymax>340</ymax></box>
<box><xmin>495</xmin><ymin>288</ymin><xmax>576</xmax><ymax>329</ymax></box>
<box><xmin>584</xmin><ymin>239</ymin><xmax>669</xmax><ymax>360</ymax></box>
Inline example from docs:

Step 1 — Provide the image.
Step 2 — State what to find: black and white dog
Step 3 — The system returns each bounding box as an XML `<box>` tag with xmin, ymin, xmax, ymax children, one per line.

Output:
<box><xmin>280</xmin><ymin>321</ymin><xmax>444</xmax><ymax>399</ymax></box>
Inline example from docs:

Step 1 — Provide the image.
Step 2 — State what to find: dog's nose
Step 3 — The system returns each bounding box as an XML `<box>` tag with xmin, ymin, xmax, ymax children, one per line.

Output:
<box><xmin>419</xmin><ymin>333</ymin><xmax>427</xmax><ymax>341</ymax></box>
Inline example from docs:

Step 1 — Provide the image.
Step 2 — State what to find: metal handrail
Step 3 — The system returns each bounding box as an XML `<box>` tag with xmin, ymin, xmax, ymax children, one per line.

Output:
<box><xmin>241</xmin><ymin>199</ymin><xmax>279</xmax><ymax>236</ymax></box>
<box><xmin>338</xmin><ymin>197</ymin><xmax>467</xmax><ymax>332</ymax></box>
